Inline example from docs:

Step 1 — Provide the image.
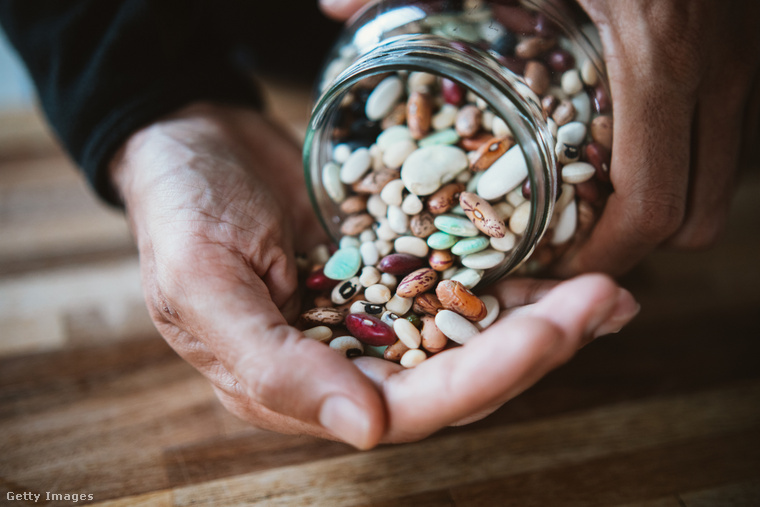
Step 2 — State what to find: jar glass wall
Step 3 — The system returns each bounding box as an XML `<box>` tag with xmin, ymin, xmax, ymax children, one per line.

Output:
<box><xmin>304</xmin><ymin>0</ymin><xmax>612</xmax><ymax>288</ymax></box>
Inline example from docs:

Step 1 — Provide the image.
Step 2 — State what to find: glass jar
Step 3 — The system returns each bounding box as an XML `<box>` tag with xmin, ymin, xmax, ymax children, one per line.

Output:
<box><xmin>303</xmin><ymin>0</ymin><xmax>612</xmax><ymax>288</ymax></box>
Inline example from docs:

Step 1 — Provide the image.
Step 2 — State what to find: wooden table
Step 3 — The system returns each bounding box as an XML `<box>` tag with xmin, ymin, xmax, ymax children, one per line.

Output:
<box><xmin>1</xmin><ymin>81</ymin><xmax>759</xmax><ymax>506</ymax></box>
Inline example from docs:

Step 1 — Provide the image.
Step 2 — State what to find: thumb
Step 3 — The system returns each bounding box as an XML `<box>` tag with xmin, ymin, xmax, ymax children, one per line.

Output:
<box><xmin>175</xmin><ymin>260</ymin><xmax>386</xmax><ymax>449</ymax></box>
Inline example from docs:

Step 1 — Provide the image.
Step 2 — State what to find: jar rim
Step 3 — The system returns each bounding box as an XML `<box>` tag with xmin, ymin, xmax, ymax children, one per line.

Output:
<box><xmin>304</xmin><ymin>35</ymin><xmax>557</xmax><ymax>283</ymax></box>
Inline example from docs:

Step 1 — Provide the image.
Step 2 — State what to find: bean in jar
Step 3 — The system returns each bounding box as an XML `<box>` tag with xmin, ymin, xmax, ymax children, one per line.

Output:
<box><xmin>298</xmin><ymin>0</ymin><xmax>613</xmax><ymax>366</ymax></box>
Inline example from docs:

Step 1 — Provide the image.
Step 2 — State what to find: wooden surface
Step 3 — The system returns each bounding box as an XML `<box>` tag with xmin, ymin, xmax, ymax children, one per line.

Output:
<box><xmin>1</xmin><ymin>82</ymin><xmax>759</xmax><ymax>506</ymax></box>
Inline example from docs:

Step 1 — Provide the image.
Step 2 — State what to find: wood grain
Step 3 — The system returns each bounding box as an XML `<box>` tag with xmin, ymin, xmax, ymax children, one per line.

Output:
<box><xmin>1</xmin><ymin>87</ymin><xmax>759</xmax><ymax>506</ymax></box>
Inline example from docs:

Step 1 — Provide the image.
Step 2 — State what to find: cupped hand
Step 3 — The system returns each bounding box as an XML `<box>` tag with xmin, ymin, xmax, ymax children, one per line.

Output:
<box><xmin>110</xmin><ymin>102</ymin><xmax>638</xmax><ymax>449</ymax></box>
<box><xmin>356</xmin><ymin>274</ymin><xmax>638</xmax><ymax>443</ymax></box>
<box><xmin>110</xmin><ymin>103</ymin><xmax>387</xmax><ymax>448</ymax></box>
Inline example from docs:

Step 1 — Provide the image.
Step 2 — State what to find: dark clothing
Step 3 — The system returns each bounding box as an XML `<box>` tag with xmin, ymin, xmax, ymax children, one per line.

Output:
<box><xmin>0</xmin><ymin>1</ymin><xmax>340</xmax><ymax>205</ymax></box>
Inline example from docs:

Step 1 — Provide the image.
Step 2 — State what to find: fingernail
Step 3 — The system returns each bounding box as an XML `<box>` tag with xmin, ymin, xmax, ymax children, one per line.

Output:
<box><xmin>593</xmin><ymin>288</ymin><xmax>640</xmax><ymax>338</ymax></box>
<box><xmin>319</xmin><ymin>396</ymin><xmax>372</xmax><ymax>450</ymax></box>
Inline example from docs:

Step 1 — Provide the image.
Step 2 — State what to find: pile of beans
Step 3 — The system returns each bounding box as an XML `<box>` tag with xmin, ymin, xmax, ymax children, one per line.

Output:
<box><xmin>299</xmin><ymin>15</ymin><xmax>612</xmax><ymax>367</ymax></box>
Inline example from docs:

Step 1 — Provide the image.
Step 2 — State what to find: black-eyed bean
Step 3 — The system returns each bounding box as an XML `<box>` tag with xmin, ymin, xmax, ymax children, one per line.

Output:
<box><xmin>380</xmin><ymin>310</ymin><xmax>400</xmax><ymax>328</ymax></box>
<box><xmin>350</xmin><ymin>300</ymin><xmax>385</xmax><ymax>315</ymax></box>
<box><xmin>331</xmin><ymin>277</ymin><xmax>361</xmax><ymax>305</ymax></box>
<box><xmin>329</xmin><ymin>335</ymin><xmax>364</xmax><ymax>358</ymax></box>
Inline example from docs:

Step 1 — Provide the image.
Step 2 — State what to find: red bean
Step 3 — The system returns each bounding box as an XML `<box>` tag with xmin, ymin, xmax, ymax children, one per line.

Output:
<box><xmin>378</xmin><ymin>253</ymin><xmax>426</xmax><ymax>275</ymax></box>
<box><xmin>305</xmin><ymin>268</ymin><xmax>340</xmax><ymax>291</ymax></box>
<box><xmin>441</xmin><ymin>78</ymin><xmax>465</xmax><ymax>106</ymax></box>
<box><xmin>345</xmin><ymin>313</ymin><xmax>396</xmax><ymax>346</ymax></box>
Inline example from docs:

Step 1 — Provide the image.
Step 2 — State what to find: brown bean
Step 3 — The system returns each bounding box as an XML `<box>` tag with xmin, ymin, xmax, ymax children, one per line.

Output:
<box><xmin>410</xmin><ymin>211</ymin><xmax>437</xmax><ymax>238</ymax></box>
<box><xmin>340</xmin><ymin>213</ymin><xmax>374</xmax><ymax>236</ymax></box>
<box><xmin>584</xmin><ymin>142</ymin><xmax>611</xmax><ymax>183</ymax></box>
<box><xmin>471</xmin><ymin>136</ymin><xmax>515</xmax><ymax>172</ymax></box>
<box><xmin>515</xmin><ymin>37</ymin><xmax>557</xmax><ymax>59</ymax></box>
<box><xmin>435</xmin><ymin>280</ymin><xmax>488</xmax><ymax>321</ymax></box>
<box><xmin>459</xmin><ymin>191</ymin><xmax>508</xmax><ymax>238</ymax></box>
<box><xmin>420</xmin><ymin>315</ymin><xmax>448</xmax><ymax>353</ymax></box>
<box><xmin>428</xmin><ymin>249</ymin><xmax>455</xmax><ymax>272</ymax></box>
<box><xmin>352</xmin><ymin>168</ymin><xmax>397</xmax><ymax>194</ymax></box>
<box><xmin>382</xmin><ymin>102</ymin><xmax>407</xmax><ymax>129</ymax></box>
<box><xmin>396</xmin><ymin>268</ymin><xmax>438</xmax><ymax>298</ymax></box>
<box><xmin>384</xmin><ymin>339</ymin><xmax>411</xmax><ymax>362</ymax></box>
<box><xmin>339</xmin><ymin>195</ymin><xmax>368</xmax><ymax>215</ymax></box>
<box><xmin>460</xmin><ymin>132</ymin><xmax>494</xmax><ymax>151</ymax></box>
<box><xmin>407</xmin><ymin>91</ymin><xmax>433</xmax><ymax>139</ymax></box>
<box><xmin>524</xmin><ymin>61</ymin><xmax>550</xmax><ymax>96</ymax></box>
<box><xmin>300</xmin><ymin>307</ymin><xmax>344</xmax><ymax>326</ymax></box>
<box><xmin>590</xmin><ymin>115</ymin><xmax>613</xmax><ymax>150</ymax></box>
<box><xmin>413</xmin><ymin>293</ymin><xmax>444</xmax><ymax>315</ymax></box>
<box><xmin>492</xmin><ymin>5</ymin><xmax>537</xmax><ymax>35</ymax></box>
<box><xmin>427</xmin><ymin>182</ymin><xmax>465</xmax><ymax>215</ymax></box>
<box><xmin>542</xmin><ymin>95</ymin><xmax>558</xmax><ymax>117</ymax></box>
<box><xmin>552</xmin><ymin>100</ymin><xmax>576</xmax><ymax>126</ymax></box>
<box><xmin>455</xmin><ymin>105</ymin><xmax>482</xmax><ymax>138</ymax></box>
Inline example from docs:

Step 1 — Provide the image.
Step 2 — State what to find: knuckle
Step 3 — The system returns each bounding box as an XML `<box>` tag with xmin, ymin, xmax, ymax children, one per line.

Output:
<box><xmin>625</xmin><ymin>193</ymin><xmax>685</xmax><ymax>244</ymax></box>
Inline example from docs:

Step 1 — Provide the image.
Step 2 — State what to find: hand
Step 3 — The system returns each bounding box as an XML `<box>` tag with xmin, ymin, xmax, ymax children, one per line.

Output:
<box><xmin>355</xmin><ymin>274</ymin><xmax>639</xmax><ymax>442</ymax></box>
<box><xmin>319</xmin><ymin>0</ymin><xmax>760</xmax><ymax>276</ymax></box>
<box><xmin>110</xmin><ymin>102</ymin><xmax>638</xmax><ymax>447</ymax></box>
<box><xmin>567</xmin><ymin>0</ymin><xmax>760</xmax><ymax>275</ymax></box>
<box><xmin>110</xmin><ymin>103</ymin><xmax>387</xmax><ymax>449</ymax></box>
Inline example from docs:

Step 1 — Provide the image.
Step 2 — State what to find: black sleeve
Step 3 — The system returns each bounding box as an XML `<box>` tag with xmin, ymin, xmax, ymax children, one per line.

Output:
<box><xmin>0</xmin><ymin>1</ymin><xmax>340</xmax><ymax>206</ymax></box>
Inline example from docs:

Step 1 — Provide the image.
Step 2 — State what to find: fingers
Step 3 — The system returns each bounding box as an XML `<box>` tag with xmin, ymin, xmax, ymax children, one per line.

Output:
<box><xmin>319</xmin><ymin>0</ymin><xmax>371</xmax><ymax>20</ymax></box>
<box><xmin>158</xmin><ymin>248</ymin><xmax>386</xmax><ymax>449</ymax></box>
<box><xmin>666</xmin><ymin>3</ymin><xmax>760</xmax><ymax>249</ymax></box>
<box><xmin>566</xmin><ymin>72</ymin><xmax>693</xmax><ymax>275</ymax></box>
<box><xmin>359</xmin><ymin>274</ymin><xmax>637</xmax><ymax>442</ymax></box>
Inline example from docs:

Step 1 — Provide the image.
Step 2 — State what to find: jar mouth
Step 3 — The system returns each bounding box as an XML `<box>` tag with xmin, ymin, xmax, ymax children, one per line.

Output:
<box><xmin>304</xmin><ymin>34</ymin><xmax>557</xmax><ymax>285</ymax></box>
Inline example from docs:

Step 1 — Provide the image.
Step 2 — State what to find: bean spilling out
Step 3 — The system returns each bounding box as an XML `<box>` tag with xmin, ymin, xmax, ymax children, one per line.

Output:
<box><xmin>299</xmin><ymin>18</ymin><xmax>612</xmax><ymax>367</ymax></box>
